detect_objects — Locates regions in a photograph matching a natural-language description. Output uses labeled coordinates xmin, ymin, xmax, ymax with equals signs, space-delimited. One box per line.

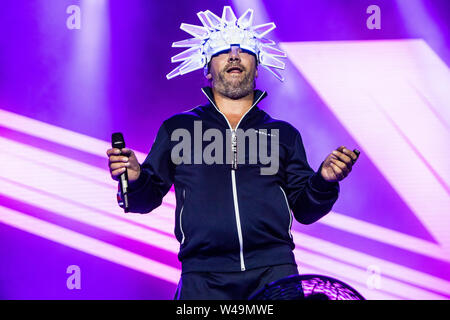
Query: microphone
xmin=352 ymin=149 xmax=360 ymax=165
xmin=112 ymin=132 xmax=129 ymax=213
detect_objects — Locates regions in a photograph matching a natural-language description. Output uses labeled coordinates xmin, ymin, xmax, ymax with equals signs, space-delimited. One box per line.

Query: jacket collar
xmin=201 ymin=87 xmax=268 ymax=112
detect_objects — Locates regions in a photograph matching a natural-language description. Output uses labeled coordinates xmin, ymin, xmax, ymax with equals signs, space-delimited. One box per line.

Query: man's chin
xmin=225 ymin=74 xmax=249 ymax=86
xmin=223 ymin=87 xmax=253 ymax=100
xmin=226 ymin=80 xmax=245 ymax=88
xmin=214 ymin=73 xmax=255 ymax=99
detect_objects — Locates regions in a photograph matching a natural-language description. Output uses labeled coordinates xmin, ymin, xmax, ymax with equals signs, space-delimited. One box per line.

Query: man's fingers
xmin=330 ymin=157 xmax=350 ymax=175
xmin=120 ymin=148 xmax=133 ymax=156
xmin=332 ymin=149 xmax=352 ymax=165
xmin=107 ymin=148 xmax=133 ymax=157
xmin=324 ymin=146 xmax=359 ymax=183
xmin=337 ymin=146 xmax=358 ymax=162
xmin=107 ymin=147 xmax=139 ymax=183
xmin=106 ymin=148 xmax=121 ymax=156
xmin=329 ymin=162 xmax=345 ymax=180
xmin=110 ymin=162 xmax=130 ymax=170
xmin=109 ymin=155 xmax=129 ymax=163
xmin=111 ymin=167 xmax=126 ymax=178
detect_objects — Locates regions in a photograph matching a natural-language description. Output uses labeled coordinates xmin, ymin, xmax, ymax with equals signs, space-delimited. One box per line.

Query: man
xmin=107 ymin=6 xmax=359 ymax=300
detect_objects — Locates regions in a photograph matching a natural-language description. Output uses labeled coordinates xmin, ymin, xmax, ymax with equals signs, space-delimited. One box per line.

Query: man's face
xmin=206 ymin=45 xmax=258 ymax=100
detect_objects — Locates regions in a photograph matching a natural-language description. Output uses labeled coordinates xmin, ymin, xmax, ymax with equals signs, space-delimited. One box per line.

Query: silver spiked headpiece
xmin=166 ymin=6 xmax=287 ymax=81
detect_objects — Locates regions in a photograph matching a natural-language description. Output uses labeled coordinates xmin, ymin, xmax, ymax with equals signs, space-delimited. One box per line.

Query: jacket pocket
xmin=279 ymin=185 xmax=293 ymax=240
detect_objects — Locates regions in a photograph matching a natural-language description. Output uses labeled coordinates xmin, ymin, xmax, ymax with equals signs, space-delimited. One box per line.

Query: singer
xmin=106 ymin=6 xmax=359 ymax=300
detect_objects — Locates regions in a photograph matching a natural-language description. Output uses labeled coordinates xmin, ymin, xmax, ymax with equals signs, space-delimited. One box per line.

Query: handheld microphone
xmin=112 ymin=132 xmax=129 ymax=213
xmin=352 ymin=149 xmax=360 ymax=165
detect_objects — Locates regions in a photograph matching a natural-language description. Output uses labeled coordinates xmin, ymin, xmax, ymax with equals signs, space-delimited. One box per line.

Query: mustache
xmin=223 ymin=63 xmax=245 ymax=72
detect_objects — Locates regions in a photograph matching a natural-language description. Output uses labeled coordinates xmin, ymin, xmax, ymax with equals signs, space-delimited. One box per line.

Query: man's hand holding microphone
xmin=106 ymin=148 xmax=141 ymax=182
xmin=107 ymin=133 xmax=141 ymax=212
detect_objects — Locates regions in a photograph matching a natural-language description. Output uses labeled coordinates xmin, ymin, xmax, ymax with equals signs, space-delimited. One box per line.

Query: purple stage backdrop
xmin=0 ymin=0 xmax=449 ymax=299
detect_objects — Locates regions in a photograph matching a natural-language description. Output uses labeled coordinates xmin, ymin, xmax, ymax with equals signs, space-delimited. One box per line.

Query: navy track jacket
xmin=119 ymin=87 xmax=340 ymax=273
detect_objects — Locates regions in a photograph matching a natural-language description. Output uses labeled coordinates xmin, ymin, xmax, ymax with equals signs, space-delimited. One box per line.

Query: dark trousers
xmin=174 ymin=264 xmax=299 ymax=300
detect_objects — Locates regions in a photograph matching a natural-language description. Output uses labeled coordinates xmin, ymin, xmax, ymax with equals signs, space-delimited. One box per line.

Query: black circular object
xmin=249 ymin=274 xmax=366 ymax=300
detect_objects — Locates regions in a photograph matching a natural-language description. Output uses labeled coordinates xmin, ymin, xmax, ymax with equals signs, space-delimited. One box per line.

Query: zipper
xmin=202 ymin=88 xmax=266 ymax=170
xmin=231 ymin=130 xmax=238 ymax=170
xmin=279 ymin=186 xmax=293 ymax=240
xmin=231 ymin=170 xmax=245 ymax=270
xmin=180 ymin=188 xmax=186 ymax=245
xmin=201 ymin=88 xmax=266 ymax=271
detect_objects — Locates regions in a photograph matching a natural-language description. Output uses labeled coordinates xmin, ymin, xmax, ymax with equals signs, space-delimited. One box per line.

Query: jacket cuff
xmin=310 ymin=162 xmax=339 ymax=192
xmin=127 ymin=166 xmax=148 ymax=193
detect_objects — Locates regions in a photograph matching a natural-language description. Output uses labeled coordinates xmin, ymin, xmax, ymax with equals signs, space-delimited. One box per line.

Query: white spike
xmin=261 ymin=45 xmax=286 ymax=57
xmin=222 ymin=6 xmax=237 ymax=24
xmin=252 ymin=22 xmax=276 ymax=38
xmin=197 ymin=11 xmax=214 ymax=30
xmin=180 ymin=57 xmax=206 ymax=75
xmin=204 ymin=10 xmax=223 ymax=28
xmin=180 ymin=23 xmax=209 ymax=38
xmin=237 ymin=9 xmax=254 ymax=29
xmin=260 ymin=53 xmax=285 ymax=69
xmin=260 ymin=38 xmax=275 ymax=45
xmin=261 ymin=65 xmax=285 ymax=82
xmin=172 ymin=38 xmax=204 ymax=48
xmin=166 ymin=60 xmax=191 ymax=79
xmin=171 ymin=46 xmax=203 ymax=63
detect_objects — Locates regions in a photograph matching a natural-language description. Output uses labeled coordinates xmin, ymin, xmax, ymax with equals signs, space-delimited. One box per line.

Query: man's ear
xmin=204 ymin=64 xmax=212 ymax=80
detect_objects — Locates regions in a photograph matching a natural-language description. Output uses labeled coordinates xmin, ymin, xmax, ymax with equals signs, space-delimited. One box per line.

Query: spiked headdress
xmin=166 ymin=6 xmax=287 ymax=81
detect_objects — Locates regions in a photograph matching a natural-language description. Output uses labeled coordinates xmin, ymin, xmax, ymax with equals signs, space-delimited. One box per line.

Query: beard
xmin=212 ymin=65 xmax=256 ymax=100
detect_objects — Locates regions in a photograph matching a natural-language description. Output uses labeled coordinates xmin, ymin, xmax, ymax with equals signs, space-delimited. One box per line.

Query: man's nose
xmin=228 ymin=45 xmax=241 ymax=62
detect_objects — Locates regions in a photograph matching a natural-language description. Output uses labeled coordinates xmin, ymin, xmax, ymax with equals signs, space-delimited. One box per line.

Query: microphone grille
xmin=112 ymin=132 xmax=125 ymax=149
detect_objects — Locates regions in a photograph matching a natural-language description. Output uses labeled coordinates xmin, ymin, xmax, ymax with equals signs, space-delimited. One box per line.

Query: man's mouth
xmin=226 ymin=66 xmax=243 ymax=74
